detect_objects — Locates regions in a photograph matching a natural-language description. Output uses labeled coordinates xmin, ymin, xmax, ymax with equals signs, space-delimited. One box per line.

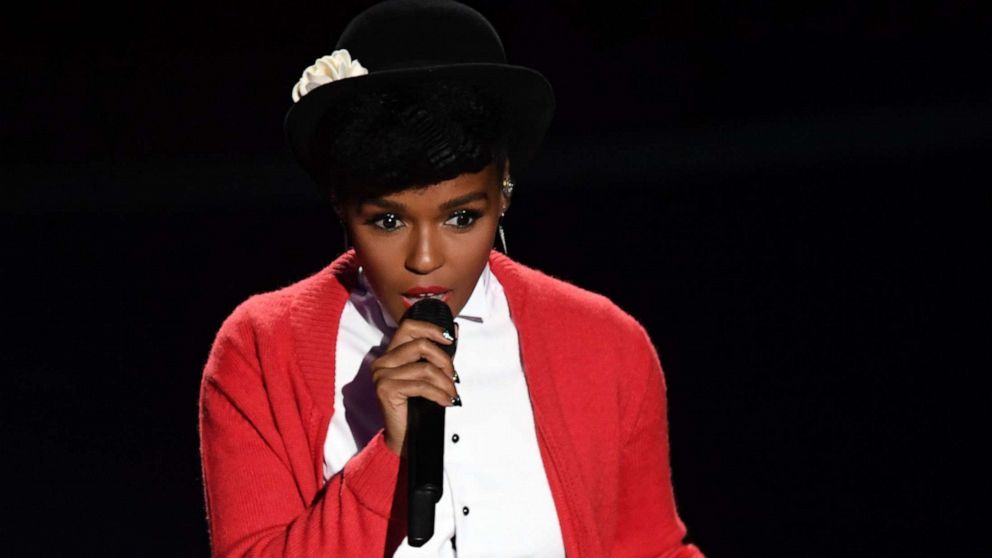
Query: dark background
xmin=4 ymin=1 xmax=988 ymax=556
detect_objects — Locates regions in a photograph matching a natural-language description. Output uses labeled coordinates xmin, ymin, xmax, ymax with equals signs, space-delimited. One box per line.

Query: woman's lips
xmin=401 ymin=291 xmax=451 ymax=309
xmin=404 ymin=285 xmax=450 ymax=296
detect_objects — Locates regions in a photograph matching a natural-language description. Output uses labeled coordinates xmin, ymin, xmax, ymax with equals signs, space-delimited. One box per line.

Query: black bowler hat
xmin=284 ymin=0 xmax=555 ymax=183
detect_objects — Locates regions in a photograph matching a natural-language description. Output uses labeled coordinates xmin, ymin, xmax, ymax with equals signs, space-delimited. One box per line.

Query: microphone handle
xmin=407 ymin=393 xmax=445 ymax=547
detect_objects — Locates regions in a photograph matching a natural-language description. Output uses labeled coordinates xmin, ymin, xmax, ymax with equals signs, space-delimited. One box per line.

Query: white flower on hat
xmin=291 ymin=49 xmax=368 ymax=102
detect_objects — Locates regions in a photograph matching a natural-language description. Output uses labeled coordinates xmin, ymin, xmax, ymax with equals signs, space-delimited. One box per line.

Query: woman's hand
xmin=372 ymin=320 xmax=460 ymax=456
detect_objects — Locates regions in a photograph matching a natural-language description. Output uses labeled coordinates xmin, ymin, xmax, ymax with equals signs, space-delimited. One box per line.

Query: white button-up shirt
xmin=324 ymin=262 xmax=566 ymax=557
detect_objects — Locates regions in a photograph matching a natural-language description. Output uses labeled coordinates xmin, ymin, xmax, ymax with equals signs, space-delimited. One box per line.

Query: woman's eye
xmin=446 ymin=210 xmax=481 ymax=229
xmin=367 ymin=210 xmax=480 ymax=232
xmin=370 ymin=213 xmax=404 ymax=231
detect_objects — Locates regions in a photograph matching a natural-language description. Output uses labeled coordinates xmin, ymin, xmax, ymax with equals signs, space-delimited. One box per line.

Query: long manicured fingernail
xmin=450 ymin=394 xmax=462 ymax=406
xmin=452 ymin=370 xmax=460 ymax=384
xmin=442 ymin=329 xmax=455 ymax=342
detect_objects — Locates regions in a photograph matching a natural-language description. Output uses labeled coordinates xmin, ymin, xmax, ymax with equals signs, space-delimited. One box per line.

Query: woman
xmin=198 ymin=1 xmax=704 ymax=556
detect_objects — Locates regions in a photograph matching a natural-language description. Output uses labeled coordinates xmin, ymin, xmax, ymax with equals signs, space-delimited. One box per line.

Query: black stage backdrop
xmin=3 ymin=1 xmax=987 ymax=556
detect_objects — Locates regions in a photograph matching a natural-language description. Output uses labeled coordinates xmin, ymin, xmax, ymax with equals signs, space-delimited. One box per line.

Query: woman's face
xmin=338 ymin=161 xmax=509 ymax=325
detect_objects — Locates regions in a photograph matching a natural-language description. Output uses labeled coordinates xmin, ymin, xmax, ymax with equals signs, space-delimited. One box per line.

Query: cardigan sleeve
xmin=198 ymin=311 xmax=403 ymax=557
xmin=611 ymin=323 xmax=706 ymax=558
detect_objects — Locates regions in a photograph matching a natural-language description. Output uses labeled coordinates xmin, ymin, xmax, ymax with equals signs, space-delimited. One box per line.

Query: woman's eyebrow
xmin=437 ymin=191 xmax=490 ymax=210
xmin=361 ymin=191 xmax=489 ymax=212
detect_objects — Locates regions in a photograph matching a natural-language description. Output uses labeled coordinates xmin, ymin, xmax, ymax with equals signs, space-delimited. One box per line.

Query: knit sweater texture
xmin=198 ymin=247 xmax=704 ymax=557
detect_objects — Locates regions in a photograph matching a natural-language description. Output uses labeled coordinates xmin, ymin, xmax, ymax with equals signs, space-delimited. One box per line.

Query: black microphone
xmin=400 ymin=297 xmax=456 ymax=547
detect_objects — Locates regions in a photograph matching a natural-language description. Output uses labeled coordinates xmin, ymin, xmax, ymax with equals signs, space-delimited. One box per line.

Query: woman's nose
xmin=404 ymin=226 xmax=444 ymax=274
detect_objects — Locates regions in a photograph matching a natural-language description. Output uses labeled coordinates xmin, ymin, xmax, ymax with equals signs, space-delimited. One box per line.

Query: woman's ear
xmin=333 ymin=203 xmax=354 ymax=250
xmin=500 ymin=160 xmax=512 ymax=215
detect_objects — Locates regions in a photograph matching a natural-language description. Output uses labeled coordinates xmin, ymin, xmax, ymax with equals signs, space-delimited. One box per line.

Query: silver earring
xmin=497 ymin=219 xmax=508 ymax=255
xmin=498 ymin=175 xmax=513 ymax=255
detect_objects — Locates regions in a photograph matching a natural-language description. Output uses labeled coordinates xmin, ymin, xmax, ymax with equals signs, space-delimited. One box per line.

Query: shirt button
xmin=462 ymin=506 xmax=470 ymax=516
xmin=451 ymin=433 xmax=460 ymax=443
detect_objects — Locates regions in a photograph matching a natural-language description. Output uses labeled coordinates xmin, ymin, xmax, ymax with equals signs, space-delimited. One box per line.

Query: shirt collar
xmin=354 ymin=262 xmax=493 ymax=335
xmin=454 ymin=261 xmax=491 ymax=324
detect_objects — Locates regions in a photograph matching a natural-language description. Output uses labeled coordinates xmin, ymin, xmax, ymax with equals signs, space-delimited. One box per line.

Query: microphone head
xmin=401 ymin=297 xmax=456 ymax=357
xmin=402 ymin=297 xmax=454 ymax=329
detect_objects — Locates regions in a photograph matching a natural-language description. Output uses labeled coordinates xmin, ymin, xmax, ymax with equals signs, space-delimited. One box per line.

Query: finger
xmin=376 ymin=337 xmax=455 ymax=376
xmin=387 ymin=319 xmax=454 ymax=352
xmin=389 ymin=378 xmax=457 ymax=408
xmin=375 ymin=360 xmax=458 ymax=399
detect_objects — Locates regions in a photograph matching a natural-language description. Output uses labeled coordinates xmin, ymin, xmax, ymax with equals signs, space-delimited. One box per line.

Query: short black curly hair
xmin=308 ymin=77 xmax=511 ymax=208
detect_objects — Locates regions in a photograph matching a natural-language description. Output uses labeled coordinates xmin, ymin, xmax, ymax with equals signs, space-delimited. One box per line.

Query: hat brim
xmin=284 ymin=63 xmax=555 ymax=185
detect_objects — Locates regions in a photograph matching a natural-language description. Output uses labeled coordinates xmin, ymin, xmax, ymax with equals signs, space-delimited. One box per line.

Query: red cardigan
xmin=199 ymin=248 xmax=704 ymax=557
